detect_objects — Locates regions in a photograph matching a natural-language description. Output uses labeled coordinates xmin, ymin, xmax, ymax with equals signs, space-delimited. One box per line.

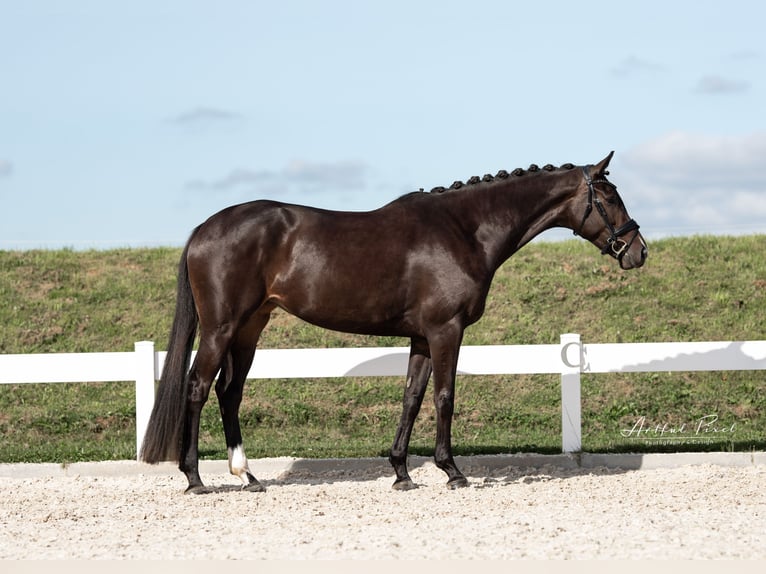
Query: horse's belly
xmin=272 ymin=289 xmax=414 ymax=338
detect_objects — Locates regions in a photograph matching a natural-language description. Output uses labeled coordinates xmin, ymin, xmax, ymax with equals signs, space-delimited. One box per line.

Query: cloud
xmin=609 ymin=55 xmax=663 ymax=76
xmin=727 ymin=50 xmax=760 ymax=61
xmin=0 ymin=159 xmax=12 ymax=177
xmin=168 ymin=107 xmax=243 ymax=125
xmin=186 ymin=168 xmax=275 ymax=191
xmin=622 ymin=131 xmax=766 ymax=184
xmin=694 ymin=75 xmax=750 ymax=94
xmin=282 ymin=159 xmax=368 ymax=189
xmin=186 ymin=159 xmax=370 ymax=198
xmin=616 ymin=131 xmax=766 ymax=236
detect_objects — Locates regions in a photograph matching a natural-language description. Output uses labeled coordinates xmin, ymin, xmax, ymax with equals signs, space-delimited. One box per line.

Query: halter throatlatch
xmin=575 ymin=166 xmax=640 ymax=260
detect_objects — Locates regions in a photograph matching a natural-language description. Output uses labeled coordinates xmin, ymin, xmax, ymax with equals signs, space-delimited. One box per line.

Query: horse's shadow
xmin=187 ymin=454 xmax=635 ymax=494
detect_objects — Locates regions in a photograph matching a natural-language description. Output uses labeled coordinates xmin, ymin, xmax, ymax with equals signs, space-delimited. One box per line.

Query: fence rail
xmin=2 ymin=335 xmax=765 ymax=461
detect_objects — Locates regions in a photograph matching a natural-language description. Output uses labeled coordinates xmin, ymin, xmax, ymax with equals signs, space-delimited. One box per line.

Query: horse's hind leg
xmin=215 ymin=313 xmax=270 ymax=492
xmin=215 ymin=345 xmax=263 ymax=492
xmin=180 ymin=330 xmax=232 ymax=494
xmin=389 ymin=337 xmax=432 ymax=490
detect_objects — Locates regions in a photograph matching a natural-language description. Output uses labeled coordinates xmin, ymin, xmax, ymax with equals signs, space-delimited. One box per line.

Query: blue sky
xmin=1 ymin=0 xmax=764 ymax=249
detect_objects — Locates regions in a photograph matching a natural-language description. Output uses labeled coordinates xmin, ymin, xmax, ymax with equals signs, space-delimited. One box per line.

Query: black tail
xmin=140 ymin=236 xmax=198 ymax=464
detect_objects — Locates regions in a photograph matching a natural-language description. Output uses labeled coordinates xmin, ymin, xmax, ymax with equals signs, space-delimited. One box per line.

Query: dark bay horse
xmin=140 ymin=151 xmax=647 ymax=493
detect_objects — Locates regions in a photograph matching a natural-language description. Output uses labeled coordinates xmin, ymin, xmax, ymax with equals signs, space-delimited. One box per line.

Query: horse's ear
xmin=593 ymin=151 xmax=615 ymax=174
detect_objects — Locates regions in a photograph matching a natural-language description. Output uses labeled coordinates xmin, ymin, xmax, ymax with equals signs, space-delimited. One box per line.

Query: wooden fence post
xmin=134 ymin=341 xmax=156 ymax=461
xmin=560 ymin=333 xmax=582 ymax=453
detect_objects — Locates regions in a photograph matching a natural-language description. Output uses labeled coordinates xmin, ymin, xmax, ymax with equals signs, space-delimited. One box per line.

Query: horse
xmin=140 ymin=151 xmax=647 ymax=493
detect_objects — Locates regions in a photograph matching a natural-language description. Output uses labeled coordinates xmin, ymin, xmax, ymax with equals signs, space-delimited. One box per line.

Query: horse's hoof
xmin=242 ymin=481 xmax=266 ymax=493
xmin=184 ymin=485 xmax=209 ymax=495
xmin=392 ymin=478 xmax=417 ymax=491
xmin=446 ymin=476 xmax=469 ymax=489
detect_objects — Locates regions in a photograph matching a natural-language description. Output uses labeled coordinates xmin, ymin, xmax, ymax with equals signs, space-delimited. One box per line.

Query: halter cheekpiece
xmin=575 ymin=166 xmax=640 ymax=259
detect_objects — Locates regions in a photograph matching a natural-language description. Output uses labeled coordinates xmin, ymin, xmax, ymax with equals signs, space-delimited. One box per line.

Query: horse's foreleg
xmin=429 ymin=324 xmax=468 ymax=489
xmin=215 ymin=344 xmax=264 ymax=492
xmin=389 ymin=337 xmax=432 ymax=490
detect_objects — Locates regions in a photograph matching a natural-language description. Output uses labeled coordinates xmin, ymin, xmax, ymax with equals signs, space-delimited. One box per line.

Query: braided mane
xmin=429 ymin=162 xmax=576 ymax=194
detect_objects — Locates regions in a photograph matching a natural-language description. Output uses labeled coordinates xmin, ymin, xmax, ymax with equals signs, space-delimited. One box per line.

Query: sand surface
xmin=1 ymin=456 xmax=765 ymax=559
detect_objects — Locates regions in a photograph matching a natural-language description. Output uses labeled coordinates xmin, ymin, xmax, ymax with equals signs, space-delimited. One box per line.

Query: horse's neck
xmin=455 ymin=174 xmax=576 ymax=270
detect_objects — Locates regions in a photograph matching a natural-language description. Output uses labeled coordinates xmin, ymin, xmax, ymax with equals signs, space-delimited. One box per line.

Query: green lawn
xmin=1 ymin=235 xmax=764 ymax=463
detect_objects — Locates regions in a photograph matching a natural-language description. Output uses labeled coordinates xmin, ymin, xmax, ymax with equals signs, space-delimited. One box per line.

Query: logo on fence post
xmin=560 ymin=340 xmax=586 ymax=370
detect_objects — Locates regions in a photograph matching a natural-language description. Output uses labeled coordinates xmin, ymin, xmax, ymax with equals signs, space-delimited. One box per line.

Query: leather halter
xmin=575 ymin=166 xmax=640 ymax=259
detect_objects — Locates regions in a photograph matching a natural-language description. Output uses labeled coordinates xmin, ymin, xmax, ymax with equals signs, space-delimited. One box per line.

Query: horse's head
xmin=572 ymin=151 xmax=647 ymax=270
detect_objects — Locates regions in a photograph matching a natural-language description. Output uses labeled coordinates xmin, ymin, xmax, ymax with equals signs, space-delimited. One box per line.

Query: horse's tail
xmin=140 ymin=234 xmax=198 ymax=465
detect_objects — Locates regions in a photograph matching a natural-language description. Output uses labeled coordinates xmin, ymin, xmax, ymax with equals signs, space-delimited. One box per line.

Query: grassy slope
xmin=0 ymin=235 xmax=764 ymax=463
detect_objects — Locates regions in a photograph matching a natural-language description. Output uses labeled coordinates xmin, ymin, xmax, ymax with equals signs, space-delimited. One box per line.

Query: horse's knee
xmin=435 ymin=389 xmax=454 ymax=412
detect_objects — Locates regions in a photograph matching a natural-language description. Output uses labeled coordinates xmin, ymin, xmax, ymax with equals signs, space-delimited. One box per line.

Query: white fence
xmin=1 ymin=334 xmax=765 ymax=461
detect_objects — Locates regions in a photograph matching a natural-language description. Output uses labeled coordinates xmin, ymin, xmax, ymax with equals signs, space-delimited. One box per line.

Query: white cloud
xmin=694 ymin=75 xmax=750 ymax=94
xmin=622 ymin=131 xmax=766 ymax=186
xmin=616 ymin=131 xmax=766 ymax=236
xmin=610 ymin=55 xmax=663 ymax=76
xmin=283 ymin=159 xmax=368 ymax=190
xmin=727 ymin=50 xmax=760 ymax=61
xmin=730 ymin=191 xmax=766 ymax=219
xmin=186 ymin=168 xmax=276 ymax=191
xmin=186 ymin=159 xmax=370 ymax=197
xmin=168 ymin=107 xmax=243 ymax=125
xmin=0 ymin=159 xmax=12 ymax=177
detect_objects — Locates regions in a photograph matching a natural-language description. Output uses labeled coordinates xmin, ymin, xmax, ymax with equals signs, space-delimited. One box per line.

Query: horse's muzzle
xmin=619 ymin=240 xmax=648 ymax=270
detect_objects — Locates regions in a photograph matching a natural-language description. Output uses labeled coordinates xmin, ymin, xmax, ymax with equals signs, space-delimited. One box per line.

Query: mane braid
xmin=428 ymin=162 xmax=576 ymax=193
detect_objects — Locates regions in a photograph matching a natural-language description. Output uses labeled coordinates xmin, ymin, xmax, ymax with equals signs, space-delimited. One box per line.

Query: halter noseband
xmin=575 ymin=166 xmax=640 ymax=259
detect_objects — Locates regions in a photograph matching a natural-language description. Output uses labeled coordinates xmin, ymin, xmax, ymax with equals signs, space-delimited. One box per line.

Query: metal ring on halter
xmin=602 ymin=218 xmax=641 ymax=258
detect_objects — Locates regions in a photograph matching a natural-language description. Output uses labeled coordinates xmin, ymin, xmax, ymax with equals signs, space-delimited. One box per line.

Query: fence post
xmin=560 ymin=333 xmax=582 ymax=453
xmin=134 ymin=341 xmax=156 ymax=461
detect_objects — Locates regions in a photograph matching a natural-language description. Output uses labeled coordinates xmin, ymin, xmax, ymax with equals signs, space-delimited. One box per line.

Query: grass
xmin=0 ymin=235 xmax=765 ymax=463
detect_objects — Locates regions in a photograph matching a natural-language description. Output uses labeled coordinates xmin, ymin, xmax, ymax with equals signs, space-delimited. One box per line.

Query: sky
xmin=1 ymin=0 xmax=765 ymax=250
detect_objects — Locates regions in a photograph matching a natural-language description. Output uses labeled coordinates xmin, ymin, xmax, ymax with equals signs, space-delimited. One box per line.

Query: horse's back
xmin=183 ymin=195 xmax=483 ymax=336
xmin=189 ymin=196 xmax=431 ymax=259
xmin=186 ymin=197 xmax=410 ymax=288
